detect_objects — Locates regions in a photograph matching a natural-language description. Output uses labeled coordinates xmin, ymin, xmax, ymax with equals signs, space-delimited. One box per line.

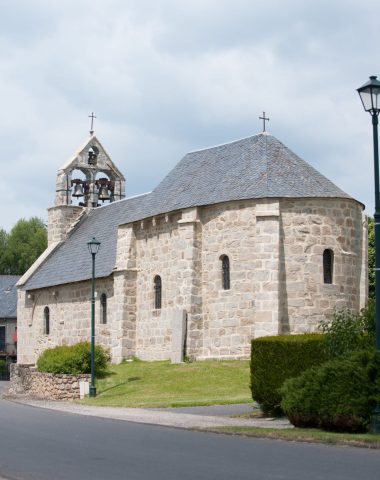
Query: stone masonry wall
xmin=17 ymin=196 xmax=366 ymax=364
xmin=9 ymin=364 xmax=90 ymax=400
xmin=133 ymin=208 xmax=202 ymax=360
xmin=253 ymin=200 xmax=282 ymax=339
xmin=196 ymin=197 xmax=365 ymax=358
xmin=280 ymin=198 xmax=366 ymax=333
xmin=177 ymin=208 xmax=203 ymax=358
xmin=199 ymin=200 xmax=257 ymax=359
xmin=111 ymin=224 xmax=137 ymax=363
xmin=135 ymin=213 xmax=182 ymax=360
xmin=47 ymin=205 xmax=84 ymax=246
xmin=17 ymin=277 xmax=116 ymax=365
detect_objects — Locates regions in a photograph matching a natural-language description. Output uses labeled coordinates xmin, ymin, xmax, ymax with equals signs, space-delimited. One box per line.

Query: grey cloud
xmin=0 ymin=0 xmax=378 ymax=231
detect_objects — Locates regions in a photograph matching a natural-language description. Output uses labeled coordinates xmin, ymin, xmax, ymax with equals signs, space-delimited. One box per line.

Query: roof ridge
xmin=93 ymin=191 xmax=151 ymax=211
xmin=187 ymin=132 xmax=270 ymax=154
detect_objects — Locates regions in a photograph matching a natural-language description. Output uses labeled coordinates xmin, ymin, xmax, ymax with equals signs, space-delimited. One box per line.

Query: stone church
xmin=16 ymin=131 xmax=367 ymax=364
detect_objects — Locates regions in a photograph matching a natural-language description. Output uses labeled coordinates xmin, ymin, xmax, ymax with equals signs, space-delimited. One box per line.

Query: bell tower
xmin=47 ymin=134 xmax=126 ymax=246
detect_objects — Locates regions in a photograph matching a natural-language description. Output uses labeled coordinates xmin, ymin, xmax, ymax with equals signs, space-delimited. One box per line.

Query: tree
xmin=0 ymin=228 xmax=9 ymax=274
xmin=319 ymin=303 xmax=375 ymax=358
xmin=368 ymin=217 xmax=375 ymax=299
xmin=0 ymin=218 xmax=47 ymax=275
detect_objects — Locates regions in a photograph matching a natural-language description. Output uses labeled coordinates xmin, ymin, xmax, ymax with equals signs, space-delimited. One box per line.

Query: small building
xmin=0 ymin=276 xmax=20 ymax=378
xmin=16 ymin=132 xmax=367 ymax=364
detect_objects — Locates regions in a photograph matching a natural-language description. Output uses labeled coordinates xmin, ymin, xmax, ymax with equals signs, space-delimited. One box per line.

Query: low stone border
xmin=9 ymin=364 xmax=90 ymax=401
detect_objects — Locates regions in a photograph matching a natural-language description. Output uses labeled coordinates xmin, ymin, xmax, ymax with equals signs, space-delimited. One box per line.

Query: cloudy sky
xmin=0 ymin=0 xmax=378 ymax=231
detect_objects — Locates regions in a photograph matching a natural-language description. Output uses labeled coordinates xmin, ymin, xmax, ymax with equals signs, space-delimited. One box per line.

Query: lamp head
xmin=357 ymin=76 xmax=380 ymax=115
xmin=87 ymin=237 xmax=101 ymax=255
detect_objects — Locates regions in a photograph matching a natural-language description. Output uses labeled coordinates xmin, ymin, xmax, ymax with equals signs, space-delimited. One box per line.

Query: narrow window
xmin=323 ymin=249 xmax=334 ymax=284
xmin=154 ymin=275 xmax=162 ymax=309
xmin=100 ymin=294 xmax=107 ymax=324
xmin=221 ymin=255 xmax=230 ymax=290
xmin=44 ymin=306 xmax=50 ymax=335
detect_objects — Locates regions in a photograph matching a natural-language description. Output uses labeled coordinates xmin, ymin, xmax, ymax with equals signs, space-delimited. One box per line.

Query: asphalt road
xmin=0 ymin=398 xmax=379 ymax=480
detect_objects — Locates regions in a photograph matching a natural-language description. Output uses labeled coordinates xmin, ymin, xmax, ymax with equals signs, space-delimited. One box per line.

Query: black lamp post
xmin=87 ymin=236 xmax=101 ymax=397
xmin=357 ymin=75 xmax=380 ymax=433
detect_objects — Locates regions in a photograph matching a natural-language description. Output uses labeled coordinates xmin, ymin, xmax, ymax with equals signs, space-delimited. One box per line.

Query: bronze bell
xmin=98 ymin=185 xmax=110 ymax=201
xmin=88 ymin=146 xmax=99 ymax=165
xmin=72 ymin=183 xmax=84 ymax=197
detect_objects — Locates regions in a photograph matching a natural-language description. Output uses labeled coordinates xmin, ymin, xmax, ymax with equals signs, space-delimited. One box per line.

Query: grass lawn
xmin=81 ymin=359 xmax=252 ymax=408
xmin=201 ymin=427 xmax=380 ymax=449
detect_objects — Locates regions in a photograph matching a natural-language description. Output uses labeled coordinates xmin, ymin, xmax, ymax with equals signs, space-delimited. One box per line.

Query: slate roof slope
xmin=115 ymin=132 xmax=353 ymax=224
xmin=24 ymin=133 xmax=358 ymax=290
xmin=24 ymin=194 xmax=152 ymax=291
xmin=0 ymin=276 xmax=21 ymax=318
xmin=112 ymin=133 xmax=356 ymax=228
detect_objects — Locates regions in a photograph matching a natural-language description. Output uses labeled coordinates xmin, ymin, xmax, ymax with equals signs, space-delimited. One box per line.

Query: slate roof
xmin=23 ymin=133 xmax=359 ymax=291
xmin=127 ymin=132 xmax=353 ymax=220
xmin=0 ymin=276 xmax=21 ymax=318
xmin=23 ymin=194 xmax=152 ymax=291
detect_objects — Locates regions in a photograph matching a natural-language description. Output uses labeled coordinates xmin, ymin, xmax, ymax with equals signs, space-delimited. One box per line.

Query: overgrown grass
xmin=200 ymin=427 xmax=380 ymax=448
xmin=81 ymin=359 xmax=251 ymax=408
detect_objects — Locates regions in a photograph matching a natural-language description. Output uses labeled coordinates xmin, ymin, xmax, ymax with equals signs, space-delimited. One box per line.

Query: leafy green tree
xmin=319 ymin=302 xmax=375 ymax=359
xmin=368 ymin=217 xmax=375 ymax=299
xmin=0 ymin=217 xmax=47 ymax=275
xmin=0 ymin=228 xmax=9 ymax=274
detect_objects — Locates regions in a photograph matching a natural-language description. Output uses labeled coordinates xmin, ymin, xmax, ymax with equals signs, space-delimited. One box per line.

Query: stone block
xmin=170 ymin=309 xmax=187 ymax=363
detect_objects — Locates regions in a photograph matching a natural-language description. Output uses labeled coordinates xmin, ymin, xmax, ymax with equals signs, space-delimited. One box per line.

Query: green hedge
xmin=250 ymin=334 xmax=327 ymax=414
xmin=37 ymin=342 xmax=110 ymax=376
xmin=280 ymin=349 xmax=380 ymax=432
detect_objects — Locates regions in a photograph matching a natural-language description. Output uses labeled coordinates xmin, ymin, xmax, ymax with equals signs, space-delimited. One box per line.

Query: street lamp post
xmin=87 ymin=237 xmax=101 ymax=397
xmin=357 ymin=75 xmax=380 ymax=433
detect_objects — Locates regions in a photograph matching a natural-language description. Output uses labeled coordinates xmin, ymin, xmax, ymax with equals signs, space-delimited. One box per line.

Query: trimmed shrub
xmin=37 ymin=342 xmax=110 ymax=376
xmin=250 ymin=334 xmax=327 ymax=414
xmin=280 ymin=349 xmax=380 ymax=433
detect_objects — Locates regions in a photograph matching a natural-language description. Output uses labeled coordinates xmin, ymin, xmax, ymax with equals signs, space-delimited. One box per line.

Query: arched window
xmin=154 ymin=275 xmax=162 ymax=309
xmin=221 ymin=255 xmax=230 ymax=290
xmin=100 ymin=294 xmax=107 ymax=324
xmin=323 ymin=249 xmax=334 ymax=284
xmin=44 ymin=307 xmax=50 ymax=335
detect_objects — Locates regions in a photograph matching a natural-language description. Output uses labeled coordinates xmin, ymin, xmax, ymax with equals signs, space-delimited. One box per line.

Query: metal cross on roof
xmin=89 ymin=112 xmax=97 ymax=135
xmin=259 ymin=112 xmax=270 ymax=132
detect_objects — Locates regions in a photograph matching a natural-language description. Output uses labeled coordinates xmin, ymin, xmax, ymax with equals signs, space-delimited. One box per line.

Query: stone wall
xmin=280 ymin=198 xmax=366 ymax=333
xmin=252 ymin=200 xmax=282 ymax=338
xmin=133 ymin=208 xmax=203 ymax=360
xmin=17 ymin=196 xmax=366 ymax=364
xmin=134 ymin=212 xmax=182 ymax=360
xmin=47 ymin=205 xmax=84 ymax=246
xmin=17 ymin=277 xmax=116 ymax=364
xmin=191 ymin=197 xmax=365 ymax=358
xmin=9 ymin=364 xmax=90 ymax=400
xmin=199 ymin=200 xmax=257 ymax=359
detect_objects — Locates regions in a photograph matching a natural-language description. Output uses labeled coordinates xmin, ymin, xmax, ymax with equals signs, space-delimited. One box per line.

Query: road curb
xmin=4 ymin=395 xmax=291 ymax=430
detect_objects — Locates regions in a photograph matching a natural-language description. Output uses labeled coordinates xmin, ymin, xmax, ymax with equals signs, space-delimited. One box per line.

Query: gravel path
xmin=149 ymin=403 xmax=258 ymax=417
